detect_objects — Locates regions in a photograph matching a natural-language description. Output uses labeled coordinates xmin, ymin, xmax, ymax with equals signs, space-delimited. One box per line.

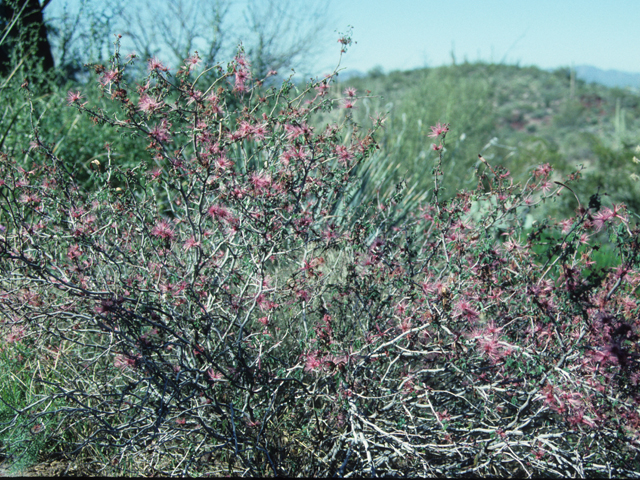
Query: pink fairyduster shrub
xmin=1 ymin=38 xmax=639 ymax=477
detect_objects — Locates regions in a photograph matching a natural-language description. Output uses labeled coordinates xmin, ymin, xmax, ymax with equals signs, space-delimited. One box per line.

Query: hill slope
xmin=333 ymin=62 xmax=640 ymax=218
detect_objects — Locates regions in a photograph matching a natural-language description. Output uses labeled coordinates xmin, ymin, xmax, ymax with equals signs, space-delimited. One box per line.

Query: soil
xmin=0 ymin=457 xmax=94 ymax=477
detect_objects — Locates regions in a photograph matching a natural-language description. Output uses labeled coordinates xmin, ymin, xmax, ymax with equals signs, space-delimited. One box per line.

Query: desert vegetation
xmin=1 ymin=1 xmax=640 ymax=477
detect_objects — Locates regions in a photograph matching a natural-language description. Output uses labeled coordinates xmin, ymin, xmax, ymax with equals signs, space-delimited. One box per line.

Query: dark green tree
xmin=0 ymin=0 xmax=54 ymax=76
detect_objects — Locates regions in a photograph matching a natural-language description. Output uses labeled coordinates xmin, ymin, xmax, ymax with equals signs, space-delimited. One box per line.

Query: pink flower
xmin=6 ymin=325 xmax=26 ymax=343
xmin=484 ymin=321 xmax=504 ymax=336
xmin=436 ymin=409 xmax=451 ymax=422
xmin=256 ymin=294 xmax=277 ymax=312
xmin=206 ymin=93 xmax=220 ymax=105
xmin=455 ymin=300 xmax=479 ymax=321
xmin=18 ymin=193 xmax=40 ymax=204
xmin=235 ymin=68 xmax=250 ymax=92
xmin=67 ymin=244 xmax=82 ymax=260
xmin=324 ymin=354 xmax=347 ymax=371
xmin=296 ymin=289 xmax=310 ymax=302
xmin=149 ymin=120 xmax=171 ymax=143
xmin=207 ymin=368 xmax=224 ymax=381
xmin=237 ymin=120 xmax=253 ymax=137
xmin=422 ymin=281 xmax=444 ymax=296
xmin=342 ymin=98 xmax=356 ymax=109
xmin=215 ymin=156 xmax=233 ymax=170
xmin=322 ymin=224 xmax=339 ymax=243
xmin=619 ymin=295 xmax=637 ymax=313
xmin=250 ymin=173 xmax=272 ymax=192
xmin=343 ymin=87 xmax=357 ymax=97
xmin=235 ymin=53 xmax=250 ymax=68
xmin=114 ymin=354 xmax=138 ymax=370
xmin=502 ymin=238 xmax=523 ymax=253
xmin=534 ymin=449 xmax=546 ymax=460
xmin=400 ymin=318 xmax=413 ymax=333
xmin=185 ymin=53 xmax=201 ymax=71
xmin=559 ymin=218 xmax=574 ymax=234
xmin=592 ymin=208 xmax=614 ymax=232
xmin=138 ymin=94 xmax=163 ymax=113
xmin=431 ymin=143 xmax=443 ymax=151
xmin=335 ymin=145 xmax=353 ymax=166
xmin=590 ymin=348 xmax=616 ymax=364
xmin=534 ymin=163 xmax=552 ymax=178
xmin=151 ymin=219 xmax=175 ymax=240
xmin=207 ymin=204 xmax=231 ymax=221
xmin=568 ymin=410 xmax=596 ymax=428
xmin=66 ymin=90 xmax=84 ymax=105
xmin=579 ymin=233 xmax=590 ymax=245
xmin=186 ymin=90 xmax=203 ymax=105
xmin=100 ymin=69 xmax=118 ymax=86
xmin=183 ymin=236 xmax=200 ymax=251
xmin=476 ymin=335 xmax=501 ymax=361
xmin=612 ymin=203 xmax=628 ymax=223
xmin=282 ymin=145 xmax=309 ymax=163
xmin=150 ymin=168 xmax=163 ymax=180
xmin=148 ymin=57 xmax=168 ymax=72
xmin=315 ymin=82 xmax=330 ymax=96
xmin=206 ymin=93 xmax=224 ymax=115
xmin=284 ymin=123 xmax=311 ymax=140
xmin=245 ymin=418 xmax=261 ymax=428
xmin=427 ymin=122 xmax=449 ymax=138
xmin=251 ymin=123 xmax=268 ymax=140
xmin=304 ymin=351 xmax=323 ymax=373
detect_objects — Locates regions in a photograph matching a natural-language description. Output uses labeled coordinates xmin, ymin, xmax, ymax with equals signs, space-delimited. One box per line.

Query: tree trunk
xmin=0 ymin=0 xmax=54 ymax=75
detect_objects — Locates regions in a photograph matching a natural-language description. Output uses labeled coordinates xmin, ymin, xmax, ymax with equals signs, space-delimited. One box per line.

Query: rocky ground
xmin=0 ymin=458 xmax=96 ymax=477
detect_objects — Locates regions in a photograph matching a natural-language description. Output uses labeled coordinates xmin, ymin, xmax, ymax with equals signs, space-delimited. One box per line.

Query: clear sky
xmin=45 ymin=0 xmax=640 ymax=77
xmin=313 ymin=0 xmax=640 ymax=76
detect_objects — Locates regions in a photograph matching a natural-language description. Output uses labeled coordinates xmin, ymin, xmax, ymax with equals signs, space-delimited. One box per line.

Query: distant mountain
xmin=573 ymin=65 xmax=640 ymax=89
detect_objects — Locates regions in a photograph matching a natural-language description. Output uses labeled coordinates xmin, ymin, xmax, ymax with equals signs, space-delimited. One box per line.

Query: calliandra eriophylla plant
xmin=1 ymin=33 xmax=640 ymax=477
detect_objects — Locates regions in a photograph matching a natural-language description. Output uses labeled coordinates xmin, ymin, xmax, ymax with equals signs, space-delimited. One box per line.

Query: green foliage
xmin=0 ymin=70 xmax=158 ymax=196
xmin=578 ymin=136 xmax=640 ymax=213
xmin=392 ymin=65 xmax=497 ymax=192
xmin=336 ymin=62 xmax=640 ymax=222
xmin=0 ymin=342 xmax=56 ymax=474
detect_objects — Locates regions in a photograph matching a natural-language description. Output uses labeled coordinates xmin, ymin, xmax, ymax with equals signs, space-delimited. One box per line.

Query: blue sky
xmin=46 ymin=0 xmax=640 ymax=77
xmin=312 ymin=0 xmax=640 ymax=76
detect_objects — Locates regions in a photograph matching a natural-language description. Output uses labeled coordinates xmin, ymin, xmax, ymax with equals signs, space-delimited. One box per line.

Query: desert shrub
xmin=1 ymin=36 xmax=639 ymax=477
